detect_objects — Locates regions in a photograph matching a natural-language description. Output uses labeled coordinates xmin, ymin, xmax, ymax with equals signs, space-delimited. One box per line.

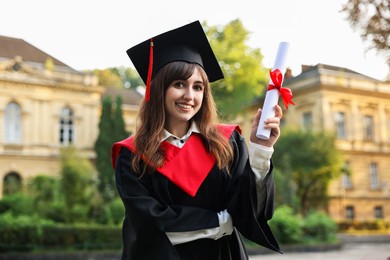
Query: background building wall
xmin=243 ymin=64 xmax=390 ymax=221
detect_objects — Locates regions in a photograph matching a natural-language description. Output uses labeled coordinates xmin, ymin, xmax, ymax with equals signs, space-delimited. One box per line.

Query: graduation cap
xmin=126 ymin=20 xmax=224 ymax=101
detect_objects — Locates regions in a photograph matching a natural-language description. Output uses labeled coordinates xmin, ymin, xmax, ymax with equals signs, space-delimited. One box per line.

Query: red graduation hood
xmin=111 ymin=124 xmax=241 ymax=197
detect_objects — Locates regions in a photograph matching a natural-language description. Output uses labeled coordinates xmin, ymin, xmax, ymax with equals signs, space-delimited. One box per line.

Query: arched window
xmin=4 ymin=102 xmax=22 ymax=143
xmin=3 ymin=172 xmax=22 ymax=195
xmin=59 ymin=107 xmax=73 ymax=145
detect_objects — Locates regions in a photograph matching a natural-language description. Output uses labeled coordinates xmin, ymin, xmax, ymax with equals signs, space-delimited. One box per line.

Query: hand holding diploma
xmin=256 ymin=42 xmax=295 ymax=140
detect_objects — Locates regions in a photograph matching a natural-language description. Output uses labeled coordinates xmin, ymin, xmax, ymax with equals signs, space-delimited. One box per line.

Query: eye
xmin=193 ymin=84 xmax=204 ymax=91
xmin=173 ymin=81 xmax=185 ymax=88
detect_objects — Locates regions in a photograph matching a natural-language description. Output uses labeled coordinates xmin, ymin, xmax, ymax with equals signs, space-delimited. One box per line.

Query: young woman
xmin=112 ymin=21 xmax=282 ymax=260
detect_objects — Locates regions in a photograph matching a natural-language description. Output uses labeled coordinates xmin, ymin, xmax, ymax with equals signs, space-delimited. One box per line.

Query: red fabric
xmin=145 ymin=38 xmax=154 ymax=102
xmin=111 ymin=124 xmax=241 ymax=197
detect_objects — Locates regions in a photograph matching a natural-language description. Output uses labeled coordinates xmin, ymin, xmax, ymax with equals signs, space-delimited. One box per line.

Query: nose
xmin=183 ymin=87 xmax=194 ymax=100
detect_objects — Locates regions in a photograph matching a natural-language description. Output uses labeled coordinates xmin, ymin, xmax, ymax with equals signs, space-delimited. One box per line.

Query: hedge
xmin=0 ymin=221 xmax=122 ymax=252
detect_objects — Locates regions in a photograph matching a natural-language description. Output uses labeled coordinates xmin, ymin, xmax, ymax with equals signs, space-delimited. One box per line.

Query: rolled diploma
xmin=256 ymin=42 xmax=290 ymax=140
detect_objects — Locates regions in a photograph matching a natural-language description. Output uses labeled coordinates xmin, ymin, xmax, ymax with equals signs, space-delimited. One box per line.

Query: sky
xmin=1 ymin=0 xmax=388 ymax=81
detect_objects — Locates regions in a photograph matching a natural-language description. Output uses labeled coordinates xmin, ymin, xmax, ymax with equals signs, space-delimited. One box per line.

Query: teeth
xmin=177 ymin=104 xmax=192 ymax=109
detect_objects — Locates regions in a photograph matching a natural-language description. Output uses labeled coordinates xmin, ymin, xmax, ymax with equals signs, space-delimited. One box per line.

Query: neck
xmin=165 ymin=121 xmax=190 ymax=138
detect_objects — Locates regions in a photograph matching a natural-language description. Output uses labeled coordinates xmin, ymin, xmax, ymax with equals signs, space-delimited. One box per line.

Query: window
xmin=363 ymin=115 xmax=374 ymax=141
xmin=3 ymin=172 xmax=22 ymax=195
xmin=59 ymin=107 xmax=73 ymax=145
xmin=302 ymin=112 xmax=313 ymax=130
xmin=345 ymin=206 xmax=354 ymax=220
xmin=342 ymin=161 xmax=352 ymax=189
xmin=342 ymin=173 xmax=352 ymax=189
xmin=335 ymin=112 xmax=346 ymax=139
xmin=369 ymin=162 xmax=379 ymax=189
xmin=374 ymin=206 xmax=383 ymax=219
xmin=4 ymin=102 xmax=22 ymax=143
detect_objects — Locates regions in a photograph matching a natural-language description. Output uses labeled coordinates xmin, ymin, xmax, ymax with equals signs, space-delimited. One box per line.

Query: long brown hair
xmin=132 ymin=61 xmax=234 ymax=174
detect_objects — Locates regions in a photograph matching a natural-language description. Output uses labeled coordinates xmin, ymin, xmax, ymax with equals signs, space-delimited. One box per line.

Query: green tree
xmin=113 ymin=95 xmax=129 ymax=141
xmin=28 ymin=175 xmax=57 ymax=205
xmin=60 ymin=146 xmax=94 ymax=222
xmin=113 ymin=66 xmax=144 ymax=89
xmin=273 ymin=130 xmax=343 ymax=216
xmin=205 ymin=19 xmax=268 ymax=119
xmin=94 ymin=95 xmax=116 ymax=202
xmin=341 ymin=0 xmax=390 ymax=73
xmin=274 ymin=155 xmax=299 ymax=212
xmin=87 ymin=66 xmax=143 ymax=89
xmin=92 ymin=68 xmax=123 ymax=88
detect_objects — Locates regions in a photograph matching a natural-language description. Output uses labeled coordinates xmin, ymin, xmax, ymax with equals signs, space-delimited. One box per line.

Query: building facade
xmin=244 ymin=64 xmax=390 ymax=221
xmin=0 ymin=35 xmax=142 ymax=198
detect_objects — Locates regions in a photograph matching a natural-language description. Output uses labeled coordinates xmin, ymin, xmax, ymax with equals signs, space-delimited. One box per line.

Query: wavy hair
xmin=132 ymin=61 xmax=234 ymax=174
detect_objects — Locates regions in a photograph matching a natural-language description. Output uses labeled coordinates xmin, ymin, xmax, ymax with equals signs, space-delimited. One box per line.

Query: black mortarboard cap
xmin=126 ymin=21 xmax=224 ymax=101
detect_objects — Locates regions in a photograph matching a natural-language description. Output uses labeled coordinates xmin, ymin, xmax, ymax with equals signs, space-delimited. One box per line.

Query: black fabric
xmin=115 ymin=130 xmax=280 ymax=260
xmin=126 ymin=20 xmax=224 ymax=84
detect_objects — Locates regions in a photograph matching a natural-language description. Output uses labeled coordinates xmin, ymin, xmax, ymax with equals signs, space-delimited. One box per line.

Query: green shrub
xmin=338 ymin=219 xmax=390 ymax=232
xmin=302 ymin=211 xmax=337 ymax=241
xmin=0 ymin=212 xmax=55 ymax=251
xmin=0 ymin=214 xmax=121 ymax=252
xmin=0 ymin=193 xmax=34 ymax=216
xmin=269 ymin=205 xmax=303 ymax=244
xmin=109 ymin=198 xmax=125 ymax=225
xmin=41 ymin=200 xmax=67 ymax=223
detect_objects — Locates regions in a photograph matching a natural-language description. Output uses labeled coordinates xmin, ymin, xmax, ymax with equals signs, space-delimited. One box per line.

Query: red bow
xmin=267 ymin=69 xmax=295 ymax=109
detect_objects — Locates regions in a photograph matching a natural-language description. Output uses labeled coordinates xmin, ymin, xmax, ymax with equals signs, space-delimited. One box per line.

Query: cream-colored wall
xmin=0 ymin=73 xmax=105 ymax=198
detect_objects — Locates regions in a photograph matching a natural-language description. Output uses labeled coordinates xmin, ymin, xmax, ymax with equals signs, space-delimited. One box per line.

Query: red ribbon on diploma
xmin=267 ymin=69 xmax=295 ymax=109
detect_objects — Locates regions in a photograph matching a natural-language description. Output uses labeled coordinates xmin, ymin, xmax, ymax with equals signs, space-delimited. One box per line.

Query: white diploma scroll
xmin=256 ymin=42 xmax=290 ymax=140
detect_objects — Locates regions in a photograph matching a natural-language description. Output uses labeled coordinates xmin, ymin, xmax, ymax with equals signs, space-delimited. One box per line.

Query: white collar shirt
xmin=161 ymin=121 xmax=200 ymax=148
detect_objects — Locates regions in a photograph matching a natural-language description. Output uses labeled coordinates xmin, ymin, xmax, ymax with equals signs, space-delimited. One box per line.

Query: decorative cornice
xmin=0 ymin=73 xmax=104 ymax=94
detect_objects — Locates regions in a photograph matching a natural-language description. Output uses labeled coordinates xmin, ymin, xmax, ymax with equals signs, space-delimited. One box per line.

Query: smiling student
xmin=111 ymin=20 xmax=282 ymax=260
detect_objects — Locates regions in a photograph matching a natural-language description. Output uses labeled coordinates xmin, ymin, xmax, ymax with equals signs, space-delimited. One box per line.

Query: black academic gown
xmin=112 ymin=126 xmax=280 ymax=260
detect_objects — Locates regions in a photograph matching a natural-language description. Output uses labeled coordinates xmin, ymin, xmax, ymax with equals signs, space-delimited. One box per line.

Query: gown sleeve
xmin=226 ymin=130 xmax=281 ymax=253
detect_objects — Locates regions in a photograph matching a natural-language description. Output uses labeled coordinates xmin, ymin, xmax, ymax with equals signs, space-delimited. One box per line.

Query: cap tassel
xmin=145 ymin=38 xmax=154 ymax=102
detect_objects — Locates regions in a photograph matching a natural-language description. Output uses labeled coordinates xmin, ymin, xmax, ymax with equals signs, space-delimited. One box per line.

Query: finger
xmin=264 ymin=122 xmax=280 ymax=129
xmin=274 ymin=105 xmax=283 ymax=119
xmin=251 ymin=108 xmax=262 ymax=128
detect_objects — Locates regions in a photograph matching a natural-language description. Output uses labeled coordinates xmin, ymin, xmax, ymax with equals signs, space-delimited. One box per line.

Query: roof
xmin=103 ymin=87 xmax=143 ymax=106
xmin=285 ymin=63 xmax=381 ymax=84
xmin=0 ymin=35 xmax=78 ymax=73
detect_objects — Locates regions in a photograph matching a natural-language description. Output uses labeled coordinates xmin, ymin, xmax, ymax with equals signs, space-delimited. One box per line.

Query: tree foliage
xmin=92 ymin=68 xmax=123 ymax=88
xmin=341 ymin=0 xmax=390 ymax=66
xmin=204 ymin=19 xmax=269 ymax=119
xmin=88 ymin=66 xmax=143 ymax=89
xmin=273 ymin=130 xmax=343 ymax=216
xmin=94 ymin=95 xmax=128 ymax=202
xmin=113 ymin=66 xmax=144 ymax=89
xmin=60 ymin=146 xmax=95 ymax=222
xmin=94 ymin=96 xmax=115 ymax=202
xmin=113 ymin=95 xmax=129 ymax=141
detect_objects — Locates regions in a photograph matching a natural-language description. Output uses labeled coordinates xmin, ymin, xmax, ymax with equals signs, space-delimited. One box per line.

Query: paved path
xmin=249 ymin=243 xmax=390 ymax=260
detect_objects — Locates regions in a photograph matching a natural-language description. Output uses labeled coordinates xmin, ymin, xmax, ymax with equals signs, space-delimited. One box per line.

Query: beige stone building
xmin=0 ymin=35 xmax=142 ymax=198
xmin=243 ymin=64 xmax=390 ymax=221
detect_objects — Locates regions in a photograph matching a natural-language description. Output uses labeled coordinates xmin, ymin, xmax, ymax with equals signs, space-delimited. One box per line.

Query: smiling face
xmin=164 ymin=67 xmax=204 ymax=135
